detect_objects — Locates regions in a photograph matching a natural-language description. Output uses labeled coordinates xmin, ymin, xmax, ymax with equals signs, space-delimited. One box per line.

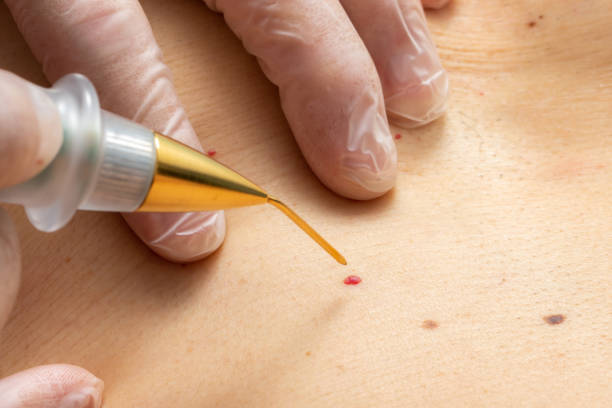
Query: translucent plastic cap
xmin=0 ymin=74 xmax=156 ymax=232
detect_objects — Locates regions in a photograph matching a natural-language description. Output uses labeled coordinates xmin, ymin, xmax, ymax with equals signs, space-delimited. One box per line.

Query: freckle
xmin=64 ymin=256 xmax=71 ymax=263
xmin=528 ymin=21 xmax=536 ymax=28
xmin=337 ymin=364 xmax=345 ymax=371
xmin=544 ymin=314 xmax=565 ymax=325
xmin=421 ymin=320 xmax=439 ymax=330
xmin=394 ymin=133 xmax=402 ymax=140
xmin=207 ymin=149 xmax=216 ymax=157
xmin=538 ymin=14 xmax=544 ymax=19
xmin=305 ymin=351 xmax=311 ymax=356
xmin=343 ymin=275 xmax=361 ymax=285
xmin=187 ymin=346 xmax=194 ymax=353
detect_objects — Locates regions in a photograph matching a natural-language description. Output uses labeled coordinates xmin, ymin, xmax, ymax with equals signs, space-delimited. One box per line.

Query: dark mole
xmin=544 ymin=314 xmax=565 ymax=325
xmin=64 ymin=256 xmax=71 ymax=263
xmin=305 ymin=351 xmax=311 ymax=357
xmin=421 ymin=320 xmax=439 ymax=330
xmin=528 ymin=21 xmax=537 ymax=28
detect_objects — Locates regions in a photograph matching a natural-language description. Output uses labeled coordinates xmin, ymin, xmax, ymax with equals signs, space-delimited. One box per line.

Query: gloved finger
xmin=0 ymin=364 xmax=103 ymax=408
xmin=0 ymin=70 xmax=62 ymax=189
xmin=5 ymin=0 xmax=225 ymax=262
xmin=421 ymin=0 xmax=451 ymax=9
xmin=340 ymin=0 xmax=449 ymax=128
xmin=0 ymin=209 xmax=20 ymax=332
xmin=204 ymin=0 xmax=397 ymax=200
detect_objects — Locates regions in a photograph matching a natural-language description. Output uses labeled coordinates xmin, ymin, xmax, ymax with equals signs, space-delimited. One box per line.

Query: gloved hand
xmin=0 ymin=0 xmax=449 ymax=406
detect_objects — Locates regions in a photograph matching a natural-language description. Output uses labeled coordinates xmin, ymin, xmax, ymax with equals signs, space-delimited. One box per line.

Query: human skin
xmin=1 ymin=0 xmax=611 ymax=407
xmin=0 ymin=0 xmax=448 ymax=405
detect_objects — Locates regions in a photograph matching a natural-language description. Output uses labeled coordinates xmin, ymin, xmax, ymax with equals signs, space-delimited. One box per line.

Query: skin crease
xmin=0 ymin=0 xmax=450 ymax=406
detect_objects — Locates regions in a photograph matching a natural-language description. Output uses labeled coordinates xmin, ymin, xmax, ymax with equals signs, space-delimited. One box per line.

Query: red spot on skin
xmin=35 ymin=158 xmax=44 ymax=166
xmin=343 ymin=275 xmax=361 ymax=285
xmin=394 ymin=133 xmax=402 ymax=140
xmin=207 ymin=149 xmax=216 ymax=157
xmin=479 ymin=91 xmax=485 ymax=96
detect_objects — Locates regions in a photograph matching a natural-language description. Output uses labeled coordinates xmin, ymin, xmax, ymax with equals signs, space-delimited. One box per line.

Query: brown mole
xmin=528 ymin=21 xmax=537 ymax=28
xmin=544 ymin=314 xmax=565 ymax=325
xmin=421 ymin=320 xmax=439 ymax=330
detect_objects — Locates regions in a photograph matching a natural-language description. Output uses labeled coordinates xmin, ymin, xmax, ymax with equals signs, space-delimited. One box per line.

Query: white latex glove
xmin=203 ymin=0 xmax=450 ymax=198
xmin=0 ymin=0 xmax=449 ymax=406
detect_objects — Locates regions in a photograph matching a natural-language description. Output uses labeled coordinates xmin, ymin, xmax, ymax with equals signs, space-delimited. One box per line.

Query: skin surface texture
xmin=0 ymin=0 xmax=611 ymax=406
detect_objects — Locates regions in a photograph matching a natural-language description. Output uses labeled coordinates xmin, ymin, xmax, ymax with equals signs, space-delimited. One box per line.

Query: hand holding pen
xmin=0 ymin=0 xmax=449 ymax=406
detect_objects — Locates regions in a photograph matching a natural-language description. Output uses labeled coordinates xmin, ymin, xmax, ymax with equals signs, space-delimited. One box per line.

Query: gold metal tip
xmin=137 ymin=133 xmax=346 ymax=265
xmin=267 ymin=197 xmax=347 ymax=265
xmin=138 ymin=133 xmax=268 ymax=212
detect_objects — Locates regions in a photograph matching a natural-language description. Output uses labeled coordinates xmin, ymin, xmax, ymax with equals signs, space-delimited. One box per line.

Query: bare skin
xmin=0 ymin=0 xmax=610 ymax=407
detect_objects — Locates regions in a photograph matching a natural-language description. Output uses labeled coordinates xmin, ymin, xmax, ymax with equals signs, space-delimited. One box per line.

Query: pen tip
xmin=267 ymin=196 xmax=347 ymax=265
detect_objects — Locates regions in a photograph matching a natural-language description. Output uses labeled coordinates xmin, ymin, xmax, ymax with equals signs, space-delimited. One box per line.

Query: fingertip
xmin=329 ymin=114 xmax=398 ymax=200
xmin=0 ymin=71 xmax=63 ymax=188
xmin=385 ymin=67 xmax=449 ymax=128
xmin=123 ymin=210 xmax=226 ymax=263
xmin=0 ymin=364 xmax=103 ymax=408
xmin=296 ymin=91 xmax=398 ymax=201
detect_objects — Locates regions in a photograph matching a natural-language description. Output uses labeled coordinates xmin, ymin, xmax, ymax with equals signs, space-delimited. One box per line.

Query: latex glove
xmin=0 ymin=71 xmax=104 ymax=407
xmin=0 ymin=0 xmax=448 ymax=405
xmin=203 ymin=0 xmax=450 ymax=198
xmin=4 ymin=0 xmax=226 ymax=264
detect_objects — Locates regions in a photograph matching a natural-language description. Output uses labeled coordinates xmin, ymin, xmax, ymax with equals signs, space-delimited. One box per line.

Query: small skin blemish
xmin=421 ymin=320 xmax=439 ymax=330
xmin=528 ymin=21 xmax=536 ymax=28
xmin=64 ymin=256 xmax=71 ymax=263
xmin=544 ymin=314 xmax=565 ymax=325
xmin=305 ymin=351 xmax=311 ymax=357
xmin=538 ymin=14 xmax=544 ymax=19
xmin=35 ymin=158 xmax=44 ymax=166
xmin=343 ymin=275 xmax=361 ymax=285
xmin=207 ymin=149 xmax=216 ymax=157
xmin=394 ymin=133 xmax=402 ymax=140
